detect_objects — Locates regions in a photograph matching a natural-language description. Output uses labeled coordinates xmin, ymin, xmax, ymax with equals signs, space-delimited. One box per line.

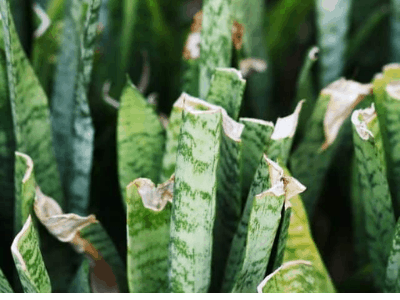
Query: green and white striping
xmin=258 ymin=260 xmax=328 ymax=293
xmin=267 ymin=100 xmax=304 ymax=165
xmin=126 ymin=176 xmax=172 ymax=293
xmin=210 ymin=112 xmax=244 ymax=292
xmin=0 ymin=268 xmax=12 ymax=293
xmin=385 ymin=217 xmax=400 ymax=292
xmin=79 ymin=222 xmax=128 ymax=293
xmin=169 ymin=104 xmax=222 ymax=293
xmin=352 ymin=104 xmax=396 ymax=290
xmin=118 ymin=77 xmax=165 ymax=203
xmin=0 ymin=0 xmax=64 ymax=205
xmin=206 ymin=68 xmax=246 ymax=120
xmin=239 ymin=118 xmax=274 ymax=202
xmin=316 ymin=0 xmax=351 ymax=88
xmin=390 ymin=0 xmax=400 ymax=62
xmin=14 ymin=152 xmax=35 ymax=235
xmin=11 ymin=215 xmax=51 ymax=293
xmin=294 ymin=46 xmax=319 ymax=138
xmin=199 ymin=0 xmax=233 ymax=98
xmin=290 ymin=79 xmax=371 ymax=217
xmin=282 ymin=192 xmax=335 ymax=292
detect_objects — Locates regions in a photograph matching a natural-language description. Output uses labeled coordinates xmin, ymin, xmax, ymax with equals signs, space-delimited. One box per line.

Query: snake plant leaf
xmin=352 ymin=104 xmax=396 ymax=290
xmin=222 ymin=156 xmax=306 ymax=292
xmin=169 ymin=103 xmax=222 ymax=293
xmin=290 ymin=79 xmax=372 ymax=217
xmin=294 ymin=46 xmax=319 ymax=138
xmin=316 ymin=0 xmax=351 ymax=89
xmin=11 ymin=215 xmax=51 ymax=293
xmin=385 ymin=217 xmax=400 ymax=292
xmin=117 ymin=77 xmax=165 ymax=203
xmin=126 ymin=176 xmax=173 ymax=293
xmin=267 ymin=100 xmax=304 ymax=165
xmin=206 ymin=68 xmax=246 ymax=120
xmin=372 ymin=64 xmax=400 ymax=216
xmin=199 ymin=0 xmax=233 ymax=98
xmin=391 ymin=0 xmax=400 ymax=62
xmin=282 ymin=186 xmax=335 ymax=292
xmin=0 ymin=0 xmax=64 ymax=205
xmin=51 ymin=0 xmax=101 ymax=215
xmin=210 ymin=112 xmax=244 ymax=292
xmin=0 ymin=268 xmax=12 ymax=293
xmin=182 ymin=58 xmax=200 ymax=98
xmin=257 ymin=260 xmax=328 ymax=293
xmin=68 ymin=258 xmax=91 ymax=293
xmin=239 ymin=118 xmax=274 ymax=202
xmin=14 ymin=152 xmax=35 ymax=235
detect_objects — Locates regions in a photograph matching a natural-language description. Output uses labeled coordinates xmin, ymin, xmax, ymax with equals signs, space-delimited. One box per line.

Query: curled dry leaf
xmin=131 ymin=174 xmax=175 ymax=212
xmin=271 ymin=100 xmax=304 ymax=140
xmin=351 ymin=103 xmax=376 ymax=140
xmin=321 ymin=78 xmax=372 ymax=150
xmin=232 ymin=20 xmax=244 ymax=50
xmin=239 ymin=58 xmax=267 ymax=78
xmin=34 ymin=186 xmax=119 ymax=292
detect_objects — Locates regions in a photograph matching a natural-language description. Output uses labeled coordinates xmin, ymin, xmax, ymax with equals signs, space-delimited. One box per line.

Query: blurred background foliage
xmin=2 ymin=0 xmax=396 ymax=292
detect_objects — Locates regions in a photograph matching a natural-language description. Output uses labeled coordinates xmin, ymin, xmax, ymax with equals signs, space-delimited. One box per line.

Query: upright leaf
xmin=352 ymin=104 xmax=396 ymax=290
xmin=68 ymin=258 xmax=91 ymax=293
xmin=11 ymin=215 xmax=51 ymax=293
xmin=316 ymin=0 xmax=352 ymax=88
xmin=199 ymin=0 xmax=233 ymax=98
xmin=206 ymin=68 xmax=246 ymax=120
xmin=390 ymin=0 xmax=400 ymax=62
xmin=14 ymin=152 xmax=35 ymax=235
xmin=291 ymin=79 xmax=371 ymax=217
xmin=51 ymin=0 xmax=101 ymax=215
xmin=385 ymin=217 xmax=400 ymax=292
xmin=126 ymin=176 xmax=173 ymax=292
xmin=257 ymin=260 xmax=329 ymax=293
xmin=0 ymin=268 xmax=12 ymax=293
xmin=117 ymin=77 xmax=165 ymax=202
xmin=0 ymin=0 xmax=63 ymax=205
xmin=169 ymin=103 xmax=222 ymax=292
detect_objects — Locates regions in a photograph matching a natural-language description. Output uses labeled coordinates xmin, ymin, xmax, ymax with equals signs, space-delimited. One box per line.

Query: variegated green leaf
xmin=14 ymin=152 xmax=35 ymax=235
xmin=117 ymin=77 xmax=165 ymax=203
xmin=222 ymin=157 xmax=305 ymax=293
xmin=239 ymin=118 xmax=274 ymax=202
xmin=199 ymin=0 xmax=233 ymax=98
xmin=372 ymin=64 xmax=400 ymax=215
xmin=282 ymin=174 xmax=335 ymax=292
xmin=0 ymin=268 xmax=12 ymax=293
xmin=291 ymin=79 xmax=371 ymax=217
xmin=258 ymin=260 xmax=329 ymax=293
xmin=169 ymin=104 xmax=222 ymax=293
xmin=51 ymin=0 xmax=101 ymax=215
xmin=267 ymin=100 xmax=304 ymax=165
xmin=352 ymin=104 xmax=396 ymax=291
xmin=294 ymin=46 xmax=319 ymax=138
xmin=11 ymin=215 xmax=51 ymax=293
xmin=126 ymin=176 xmax=173 ymax=292
xmin=385 ymin=217 xmax=400 ymax=292
xmin=0 ymin=0 xmax=64 ymax=205
xmin=68 ymin=259 xmax=91 ymax=293
xmin=206 ymin=68 xmax=246 ymax=120
xmin=316 ymin=0 xmax=351 ymax=88
xmin=210 ymin=113 xmax=244 ymax=292
xmin=271 ymin=201 xmax=292 ymax=271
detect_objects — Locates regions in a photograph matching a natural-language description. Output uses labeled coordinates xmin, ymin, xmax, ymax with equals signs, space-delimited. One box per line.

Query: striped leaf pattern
xmin=258 ymin=260 xmax=328 ymax=293
xmin=271 ymin=203 xmax=292 ymax=271
xmin=117 ymin=77 xmax=165 ymax=202
xmin=0 ymin=268 xmax=12 ymax=293
xmin=199 ymin=0 xmax=233 ymax=98
xmin=126 ymin=178 xmax=171 ymax=292
xmin=385 ymin=217 xmax=400 ymax=292
xmin=14 ymin=152 xmax=35 ymax=234
xmin=352 ymin=104 xmax=396 ymax=290
xmin=11 ymin=215 xmax=51 ymax=293
xmin=169 ymin=104 xmax=222 ymax=292
xmin=0 ymin=0 xmax=64 ymax=205
xmin=206 ymin=68 xmax=246 ymax=119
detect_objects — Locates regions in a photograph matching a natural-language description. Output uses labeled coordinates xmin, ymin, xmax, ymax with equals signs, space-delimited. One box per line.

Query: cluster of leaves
xmin=0 ymin=0 xmax=400 ymax=294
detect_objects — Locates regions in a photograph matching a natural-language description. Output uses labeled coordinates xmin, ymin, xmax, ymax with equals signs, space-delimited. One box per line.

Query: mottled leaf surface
xmin=0 ymin=268 xmax=12 ymax=293
xmin=385 ymin=217 xmax=400 ymax=292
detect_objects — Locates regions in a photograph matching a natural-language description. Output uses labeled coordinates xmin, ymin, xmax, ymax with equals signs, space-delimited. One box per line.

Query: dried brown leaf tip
xmin=232 ymin=20 xmax=244 ymax=50
xmin=183 ymin=10 xmax=203 ymax=60
xmin=321 ymin=78 xmax=372 ymax=151
xmin=34 ymin=186 xmax=119 ymax=292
